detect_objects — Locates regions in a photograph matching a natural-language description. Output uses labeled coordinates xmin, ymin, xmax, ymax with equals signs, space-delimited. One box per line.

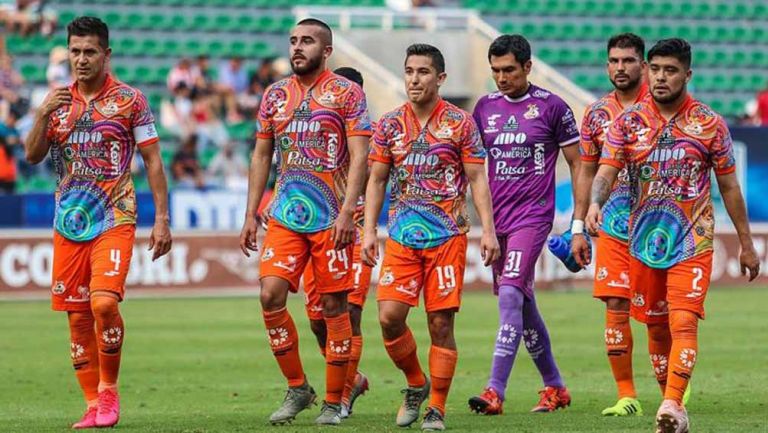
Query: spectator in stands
xmin=217 ymin=56 xmax=247 ymax=123
xmin=192 ymin=54 xmax=214 ymax=94
xmin=160 ymin=82 xmax=195 ymax=142
xmin=3 ymin=0 xmax=57 ymax=37
xmin=255 ymin=58 xmax=280 ymax=90
xmin=46 ymin=45 xmax=70 ymax=88
xmin=0 ymin=134 xmax=16 ymax=193
xmin=171 ymin=134 xmax=205 ymax=189
xmin=0 ymin=53 xmax=24 ymax=118
xmin=167 ymin=58 xmax=200 ymax=95
xmin=757 ymin=82 xmax=768 ymax=126
xmin=206 ymin=142 xmax=247 ymax=191
xmin=192 ymin=91 xmax=230 ymax=149
xmin=237 ymin=74 xmax=264 ymax=120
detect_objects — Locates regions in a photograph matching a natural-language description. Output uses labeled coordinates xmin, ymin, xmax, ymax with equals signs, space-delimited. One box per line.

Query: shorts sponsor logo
xmin=274 ymin=255 xmax=298 ymax=273
xmin=631 ymin=292 xmax=645 ymax=307
xmin=379 ymin=269 xmax=395 ymax=286
xmin=65 ymin=285 xmax=90 ymax=303
xmin=395 ymin=278 xmax=419 ymax=298
xmin=607 ymin=271 xmax=630 ymax=288
xmin=52 ymin=280 xmax=66 ymax=295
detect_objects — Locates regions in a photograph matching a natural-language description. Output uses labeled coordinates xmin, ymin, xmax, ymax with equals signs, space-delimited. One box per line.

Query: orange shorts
xmin=51 ymin=224 xmax=136 ymax=312
xmin=593 ymin=232 xmax=631 ymax=300
xmin=629 ymin=252 xmax=713 ymax=324
xmin=376 ymin=235 xmax=467 ymax=313
xmin=303 ymin=229 xmax=372 ymax=321
xmin=260 ymin=219 xmax=354 ymax=294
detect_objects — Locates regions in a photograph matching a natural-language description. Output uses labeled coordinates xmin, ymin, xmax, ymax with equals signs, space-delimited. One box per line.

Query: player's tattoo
xmin=591 ymin=175 xmax=611 ymax=207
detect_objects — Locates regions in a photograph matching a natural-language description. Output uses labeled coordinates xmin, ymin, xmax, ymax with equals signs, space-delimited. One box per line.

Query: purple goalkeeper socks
xmin=522 ymin=296 xmax=564 ymax=388
xmin=486 ymin=285 xmax=525 ymax=401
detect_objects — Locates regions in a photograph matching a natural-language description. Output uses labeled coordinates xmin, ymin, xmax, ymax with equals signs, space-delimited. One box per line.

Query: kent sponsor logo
xmin=109 ymin=141 xmax=121 ymax=174
xmin=492 ymin=132 xmax=527 ymax=146
xmin=68 ymin=131 xmax=103 ymax=145
xmin=534 ymin=143 xmax=545 ymax=175
xmin=326 ymin=133 xmax=338 ymax=168
xmin=285 ymin=120 xmax=321 ymax=133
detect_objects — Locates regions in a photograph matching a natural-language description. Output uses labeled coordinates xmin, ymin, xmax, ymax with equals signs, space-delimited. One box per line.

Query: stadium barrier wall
xmin=1 ymin=230 xmax=765 ymax=299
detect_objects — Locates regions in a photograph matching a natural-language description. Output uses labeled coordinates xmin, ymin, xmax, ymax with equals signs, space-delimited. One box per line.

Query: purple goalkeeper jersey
xmin=473 ymin=84 xmax=580 ymax=234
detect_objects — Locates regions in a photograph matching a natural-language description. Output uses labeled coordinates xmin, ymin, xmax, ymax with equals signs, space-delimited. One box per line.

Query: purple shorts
xmin=492 ymin=222 xmax=552 ymax=298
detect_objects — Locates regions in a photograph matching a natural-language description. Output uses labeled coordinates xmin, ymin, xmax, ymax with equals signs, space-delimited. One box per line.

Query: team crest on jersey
xmin=319 ymin=91 xmax=337 ymax=105
xmin=485 ymin=114 xmax=502 ymax=133
xmin=502 ymin=115 xmax=519 ymax=131
xmin=683 ymin=121 xmax=703 ymax=135
xmin=435 ymin=123 xmax=454 ymax=139
xmin=97 ymin=99 xmax=119 ymax=117
xmin=261 ymin=247 xmax=275 ymax=262
xmin=523 ymin=104 xmax=540 ymax=120
xmin=632 ymin=292 xmax=645 ymax=307
xmin=52 ymin=280 xmax=66 ymax=295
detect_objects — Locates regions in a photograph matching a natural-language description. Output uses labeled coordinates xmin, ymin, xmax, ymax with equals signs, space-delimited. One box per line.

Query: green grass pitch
xmin=1 ymin=288 xmax=766 ymax=432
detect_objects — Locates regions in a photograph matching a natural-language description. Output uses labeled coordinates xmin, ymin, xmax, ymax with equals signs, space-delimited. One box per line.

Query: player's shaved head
xmin=296 ymin=18 xmax=333 ymax=46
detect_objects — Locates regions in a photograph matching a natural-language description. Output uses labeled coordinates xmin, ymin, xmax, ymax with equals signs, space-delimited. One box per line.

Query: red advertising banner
xmin=0 ymin=230 xmax=764 ymax=298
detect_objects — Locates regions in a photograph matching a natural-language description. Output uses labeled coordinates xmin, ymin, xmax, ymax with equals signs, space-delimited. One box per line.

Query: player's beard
xmin=291 ymin=55 xmax=322 ymax=76
xmin=610 ymin=74 xmax=642 ymax=92
xmin=652 ymin=85 xmax=685 ymax=104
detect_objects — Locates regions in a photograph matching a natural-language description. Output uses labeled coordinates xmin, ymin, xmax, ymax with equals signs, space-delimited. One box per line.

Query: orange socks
xmin=428 ymin=346 xmax=457 ymax=416
xmin=68 ymin=311 xmax=100 ymax=405
xmin=605 ymin=309 xmax=636 ymax=399
xmin=263 ymin=307 xmax=306 ymax=387
xmin=90 ymin=296 xmax=124 ymax=392
xmin=384 ymin=328 xmax=426 ymax=388
xmin=341 ymin=335 xmax=363 ymax=405
xmin=325 ymin=312 xmax=352 ymax=404
xmin=647 ymin=322 xmax=673 ymax=394
xmin=665 ymin=310 xmax=698 ymax=404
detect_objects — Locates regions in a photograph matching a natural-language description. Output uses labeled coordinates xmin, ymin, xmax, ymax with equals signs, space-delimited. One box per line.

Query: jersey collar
xmin=70 ymin=73 xmax=116 ymax=104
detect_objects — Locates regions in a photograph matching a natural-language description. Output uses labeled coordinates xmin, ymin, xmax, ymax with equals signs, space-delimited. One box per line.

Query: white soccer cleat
xmin=655 ymin=399 xmax=689 ymax=433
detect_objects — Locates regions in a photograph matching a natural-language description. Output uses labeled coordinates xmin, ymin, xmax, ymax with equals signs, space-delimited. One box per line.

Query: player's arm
xmin=138 ymin=142 xmax=172 ymax=261
xmin=571 ymin=159 xmax=597 ymax=266
xmin=24 ymin=87 xmax=71 ymax=164
xmin=585 ymin=164 xmax=620 ymax=235
xmin=334 ymin=135 xmax=369 ymax=249
xmin=239 ymin=136 xmax=274 ymax=257
xmin=716 ymin=171 xmax=760 ymax=281
xmin=561 ymin=144 xmax=582 ymax=201
xmin=465 ymin=162 xmax=501 ymax=266
xmin=361 ymin=161 xmax=390 ymax=266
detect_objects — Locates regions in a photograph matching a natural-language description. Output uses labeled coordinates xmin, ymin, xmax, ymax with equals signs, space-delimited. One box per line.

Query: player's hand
xmin=480 ymin=231 xmax=501 ymax=267
xmin=740 ymin=242 xmax=761 ymax=282
xmin=585 ymin=203 xmax=603 ymax=236
xmin=148 ymin=219 xmax=172 ymax=261
xmin=361 ymin=229 xmax=379 ymax=267
xmin=331 ymin=209 xmax=355 ymax=250
xmin=571 ymin=233 xmax=591 ymax=267
xmin=239 ymin=217 xmax=260 ymax=257
xmin=40 ymin=87 xmax=72 ymax=116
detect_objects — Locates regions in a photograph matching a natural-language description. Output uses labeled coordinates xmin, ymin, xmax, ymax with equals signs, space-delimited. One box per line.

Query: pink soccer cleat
xmin=71 ymin=406 xmax=98 ymax=429
xmin=95 ymin=388 xmax=120 ymax=427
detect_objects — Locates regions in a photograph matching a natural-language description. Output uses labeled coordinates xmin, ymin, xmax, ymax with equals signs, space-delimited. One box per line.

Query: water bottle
xmin=547 ymin=230 xmax=589 ymax=273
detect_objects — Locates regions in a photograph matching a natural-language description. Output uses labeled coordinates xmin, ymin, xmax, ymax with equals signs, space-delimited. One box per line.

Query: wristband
xmin=571 ymin=219 xmax=585 ymax=235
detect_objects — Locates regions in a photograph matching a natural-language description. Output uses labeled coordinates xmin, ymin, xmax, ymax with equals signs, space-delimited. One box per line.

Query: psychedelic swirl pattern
xmin=271 ymin=170 xmax=339 ymax=233
xmin=55 ymin=180 xmax=114 ymax=242
xmin=629 ymin=200 xmax=694 ymax=269
xmin=388 ymin=201 xmax=459 ymax=250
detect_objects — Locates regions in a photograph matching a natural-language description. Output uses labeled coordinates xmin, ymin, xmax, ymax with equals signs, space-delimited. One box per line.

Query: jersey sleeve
xmin=130 ymin=90 xmax=159 ymax=148
xmin=711 ymin=117 xmax=736 ymax=175
xmin=461 ymin=115 xmax=487 ymax=164
xmin=471 ymin=100 xmax=487 ymax=148
xmin=552 ymin=98 xmax=580 ymax=147
xmin=343 ymin=83 xmax=373 ymax=138
xmin=255 ymin=84 xmax=277 ymax=140
xmin=599 ymin=111 xmax=628 ymax=169
xmin=579 ymin=105 xmax=600 ymax=162
xmin=369 ymin=117 xmax=392 ymax=164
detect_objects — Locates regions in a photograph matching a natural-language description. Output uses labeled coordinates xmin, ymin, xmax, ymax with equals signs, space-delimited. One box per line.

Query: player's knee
xmin=321 ymin=292 xmax=347 ymax=317
xmin=90 ymin=294 xmax=119 ymax=320
xmin=379 ymin=311 xmax=406 ymax=339
xmin=427 ymin=312 xmax=455 ymax=346
xmin=259 ymin=287 xmax=287 ymax=311
xmin=669 ymin=310 xmax=698 ymax=339
xmin=498 ymin=285 xmax=525 ymax=311
xmin=646 ymin=322 xmax=670 ymax=343
xmin=605 ymin=297 xmax=630 ymax=311
xmin=349 ymin=305 xmax=363 ymax=336
xmin=310 ymin=319 xmax=327 ymax=340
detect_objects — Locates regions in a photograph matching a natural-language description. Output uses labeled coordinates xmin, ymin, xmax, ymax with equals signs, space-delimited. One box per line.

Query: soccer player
xmin=239 ymin=19 xmax=372 ymax=425
xmin=301 ymin=66 xmax=372 ymax=419
xmin=571 ymin=33 xmax=658 ymax=416
xmin=362 ymin=43 xmax=500 ymax=431
xmin=468 ymin=34 xmax=580 ymax=415
xmin=587 ymin=38 xmax=760 ymax=433
xmin=23 ymin=17 xmax=172 ymax=429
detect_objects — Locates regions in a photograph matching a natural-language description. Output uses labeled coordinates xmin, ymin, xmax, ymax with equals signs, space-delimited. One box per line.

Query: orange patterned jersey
xmin=600 ymin=95 xmax=735 ymax=269
xmin=580 ymin=84 xmax=649 ymax=241
xmin=370 ymin=98 xmax=486 ymax=249
xmin=257 ymin=69 xmax=372 ymax=234
xmin=47 ymin=74 xmax=158 ymax=242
